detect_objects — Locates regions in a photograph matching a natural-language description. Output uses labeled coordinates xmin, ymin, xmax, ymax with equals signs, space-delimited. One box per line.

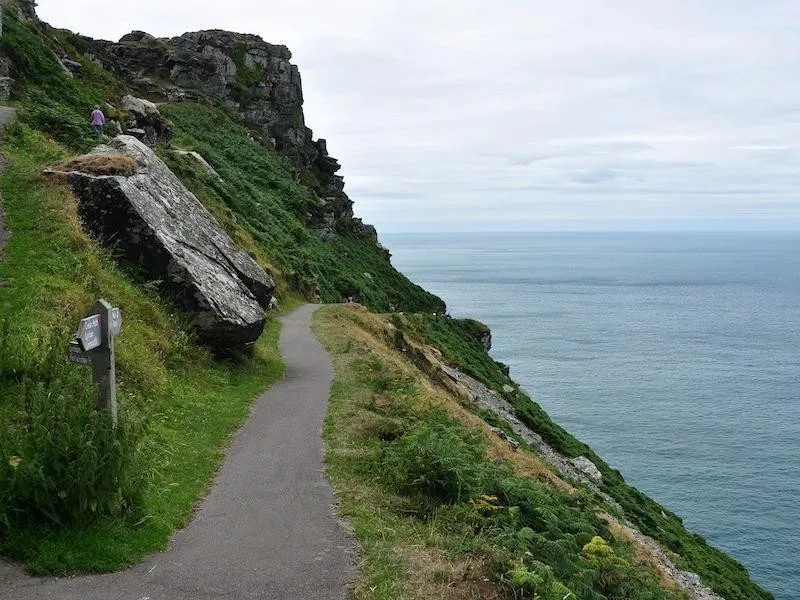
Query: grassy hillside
xmin=388 ymin=313 xmax=771 ymax=600
xmin=0 ymin=120 xmax=283 ymax=572
xmin=315 ymin=306 xmax=688 ymax=600
xmin=0 ymin=4 xmax=442 ymax=572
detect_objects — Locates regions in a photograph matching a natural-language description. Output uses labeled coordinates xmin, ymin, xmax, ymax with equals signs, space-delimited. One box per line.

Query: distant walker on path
xmin=90 ymin=105 xmax=105 ymax=136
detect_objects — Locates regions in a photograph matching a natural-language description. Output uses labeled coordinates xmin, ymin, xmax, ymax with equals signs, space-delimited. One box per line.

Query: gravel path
xmin=0 ymin=304 xmax=356 ymax=599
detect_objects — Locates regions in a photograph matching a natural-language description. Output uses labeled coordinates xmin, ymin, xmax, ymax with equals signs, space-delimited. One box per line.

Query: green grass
xmin=159 ymin=102 xmax=445 ymax=313
xmin=389 ymin=313 xmax=773 ymax=600
xmin=0 ymin=119 xmax=284 ymax=573
xmin=0 ymin=11 xmax=126 ymax=152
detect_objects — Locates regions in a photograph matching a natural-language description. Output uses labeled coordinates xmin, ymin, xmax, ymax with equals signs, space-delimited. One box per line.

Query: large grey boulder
xmin=121 ymin=95 xmax=172 ymax=146
xmin=56 ymin=135 xmax=275 ymax=347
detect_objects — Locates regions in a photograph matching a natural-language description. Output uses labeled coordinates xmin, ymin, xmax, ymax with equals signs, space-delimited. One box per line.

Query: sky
xmin=36 ymin=0 xmax=800 ymax=232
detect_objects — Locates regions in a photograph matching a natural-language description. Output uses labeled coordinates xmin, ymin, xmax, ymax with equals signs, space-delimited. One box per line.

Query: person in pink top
xmin=90 ymin=105 xmax=105 ymax=136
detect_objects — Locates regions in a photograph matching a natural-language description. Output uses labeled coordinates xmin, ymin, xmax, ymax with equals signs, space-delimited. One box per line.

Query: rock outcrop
xmin=82 ymin=29 xmax=369 ymax=240
xmin=50 ymin=135 xmax=275 ymax=347
xmin=121 ymin=95 xmax=173 ymax=146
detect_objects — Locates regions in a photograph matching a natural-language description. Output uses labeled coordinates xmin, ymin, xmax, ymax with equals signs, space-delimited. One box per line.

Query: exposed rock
xmin=0 ymin=77 xmax=13 ymax=102
xmin=51 ymin=135 xmax=275 ymax=347
xmin=119 ymin=31 xmax=156 ymax=44
xmin=60 ymin=55 xmax=82 ymax=75
xmin=121 ymin=95 xmax=172 ymax=146
xmin=568 ymin=456 xmax=603 ymax=484
xmin=172 ymin=149 xmax=220 ymax=179
xmin=86 ymin=29 xmax=364 ymax=238
xmin=16 ymin=0 xmax=38 ymax=22
xmin=489 ymin=426 xmax=520 ymax=450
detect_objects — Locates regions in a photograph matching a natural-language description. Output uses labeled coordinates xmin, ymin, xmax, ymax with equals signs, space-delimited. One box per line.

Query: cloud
xmin=36 ymin=0 xmax=800 ymax=231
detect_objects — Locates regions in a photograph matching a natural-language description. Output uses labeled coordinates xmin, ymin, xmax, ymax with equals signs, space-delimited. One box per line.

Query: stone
xmin=55 ymin=135 xmax=275 ymax=347
xmin=17 ymin=0 xmax=38 ymax=21
xmin=121 ymin=95 xmax=172 ymax=146
xmin=172 ymin=149 xmax=220 ymax=179
xmin=568 ymin=456 xmax=603 ymax=484
xmin=502 ymin=384 xmax=515 ymax=394
xmin=60 ymin=55 xmax=83 ymax=75
xmin=0 ymin=77 xmax=13 ymax=102
xmin=119 ymin=31 xmax=156 ymax=44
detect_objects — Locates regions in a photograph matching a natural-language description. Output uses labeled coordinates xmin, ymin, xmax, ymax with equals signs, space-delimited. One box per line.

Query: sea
xmin=381 ymin=231 xmax=799 ymax=600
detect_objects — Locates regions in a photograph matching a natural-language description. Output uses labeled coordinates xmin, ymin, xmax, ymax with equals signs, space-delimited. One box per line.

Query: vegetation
xmin=0 ymin=90 xmax=283 ymax=574
xmin=314 ymin=305 xmax=687 ymax=600
xmin=159 ymin=102 xmax=445 ymax=313
xmin=0 ymin=11 xmax=126 ymax=152
xmin=389 ymin=312 xmax=772 ymax=600
xmin=0 ymin=6 xmax=773 ymax=599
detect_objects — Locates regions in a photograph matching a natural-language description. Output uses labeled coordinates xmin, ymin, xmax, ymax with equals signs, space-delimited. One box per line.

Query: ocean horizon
xmin=382 ymin=230 xmax=799 ymax=599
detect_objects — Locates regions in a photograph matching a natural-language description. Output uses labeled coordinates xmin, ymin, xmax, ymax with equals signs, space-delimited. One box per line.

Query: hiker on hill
xmin=90 ymin=105 xmax=105 ymax=136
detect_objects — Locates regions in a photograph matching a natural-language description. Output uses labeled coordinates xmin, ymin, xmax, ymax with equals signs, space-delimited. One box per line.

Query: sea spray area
xmin=384 ymin=231 xmax=800 ymax=599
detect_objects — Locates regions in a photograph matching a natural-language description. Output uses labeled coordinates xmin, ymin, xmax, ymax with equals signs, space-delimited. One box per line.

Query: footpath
xmin=0 ymin=305 xmax=356 ymax=599
xmin=0 ymin=106 xmax=15 ymax=261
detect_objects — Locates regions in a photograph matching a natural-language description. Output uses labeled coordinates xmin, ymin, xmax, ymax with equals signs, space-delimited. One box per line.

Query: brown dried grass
xmin=601 ymin=513 xmax=682 ymax=593
xmin=401 ymin=547 xmax=513 ymax=600
xmin=52 ymin=154 xmax=139 ymax=176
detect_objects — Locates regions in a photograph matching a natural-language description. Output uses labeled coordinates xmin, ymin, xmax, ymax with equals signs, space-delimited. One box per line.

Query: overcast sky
xmin=37 ymin=1 xmax=800 ymax=232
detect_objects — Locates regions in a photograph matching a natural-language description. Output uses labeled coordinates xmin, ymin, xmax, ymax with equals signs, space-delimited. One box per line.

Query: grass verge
xmin=0 ymin=119 xmax=284 ymax=573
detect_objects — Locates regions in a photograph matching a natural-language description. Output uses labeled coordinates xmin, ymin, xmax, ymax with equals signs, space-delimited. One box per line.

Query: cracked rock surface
xmin=57 ymin=135 xmax=275 ymax=347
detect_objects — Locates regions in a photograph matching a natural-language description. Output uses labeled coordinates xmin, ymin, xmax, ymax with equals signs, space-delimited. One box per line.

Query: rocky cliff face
xmin=84 ymin=28 xmax=367 ymax=242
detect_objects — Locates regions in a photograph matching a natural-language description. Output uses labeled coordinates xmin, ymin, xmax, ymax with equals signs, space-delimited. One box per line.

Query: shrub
xmin=0 ymin=327 xmax=147 ymax=529
xmin=382 ymin=413 xmax=491 ymax=503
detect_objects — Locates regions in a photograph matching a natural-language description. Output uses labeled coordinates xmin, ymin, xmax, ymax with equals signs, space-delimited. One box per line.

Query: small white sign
xmin=110 ymin=307 xmax=122 ymax=337
xmin=77 ymin=314 xmax=102 ymax=351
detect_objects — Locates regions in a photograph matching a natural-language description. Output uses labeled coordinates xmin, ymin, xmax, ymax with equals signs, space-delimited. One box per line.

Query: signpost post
xmin=68 ymin=299 xmax=122 ymax=425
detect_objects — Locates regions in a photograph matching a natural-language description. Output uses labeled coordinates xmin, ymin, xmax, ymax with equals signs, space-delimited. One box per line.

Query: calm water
xmin=382 ymin=232 xmax=799 ymax=599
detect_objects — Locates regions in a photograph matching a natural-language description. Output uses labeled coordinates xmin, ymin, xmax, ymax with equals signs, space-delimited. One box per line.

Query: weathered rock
xmin=16 ymin=0 xmax=38 ymax=22
xmin=0 ymin=77 xmax=13 ymax=102
xmin=88 ymin=29 xmax=362 ymax=236
xmin=119 ymin=31 xmax=156 ymax=44
xmin=171 ymin=149 xmax=220 ymax=179
xmin=60 ymin=55 xmax=82 ymax=75
xmin=121 ymin=95 xmax=172 ymax=146
xmin=568 ymin=456 xmax=603 ymax=484
xmin=56 ymin=135 xmax=275 ymax=347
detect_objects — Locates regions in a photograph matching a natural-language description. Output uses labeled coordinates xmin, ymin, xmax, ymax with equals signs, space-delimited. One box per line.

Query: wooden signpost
xmin=68 ymin=299 xmax=122 ymax=425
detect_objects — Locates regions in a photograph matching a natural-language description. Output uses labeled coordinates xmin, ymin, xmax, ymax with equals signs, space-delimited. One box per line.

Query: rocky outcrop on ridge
xmin=15 ymin=2 xmax=378 ymax=244
xmin=87 ymin=29 xmax=358 ymax=235
xmin=47 ymin=135 xmax=275 ymax=347
xmin=121 ymin=94 xmax=173 ymax=146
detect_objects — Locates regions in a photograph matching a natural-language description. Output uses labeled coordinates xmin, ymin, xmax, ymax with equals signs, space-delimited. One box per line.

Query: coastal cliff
xmin=0 ymin=2 xmax=772 ymax=598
